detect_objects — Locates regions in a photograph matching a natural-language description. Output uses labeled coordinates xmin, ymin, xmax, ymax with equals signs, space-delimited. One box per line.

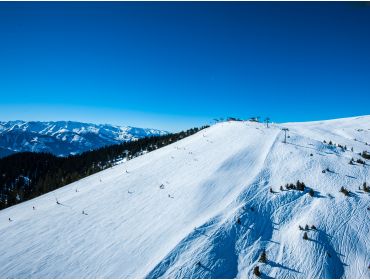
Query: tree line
xmin=0 ymin=125 xmax=208 ymax=210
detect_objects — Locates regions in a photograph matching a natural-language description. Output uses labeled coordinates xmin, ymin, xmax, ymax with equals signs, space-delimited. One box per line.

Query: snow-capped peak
xmin=0 ymin=120 xmax=168 ymax=157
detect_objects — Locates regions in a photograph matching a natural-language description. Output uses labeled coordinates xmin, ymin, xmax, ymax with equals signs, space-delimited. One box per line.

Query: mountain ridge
xmin=0 ymin=120 xmax=168 ymax=157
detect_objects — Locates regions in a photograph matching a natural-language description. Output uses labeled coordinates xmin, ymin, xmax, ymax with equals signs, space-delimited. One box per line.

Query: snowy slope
xmin=0 ymin=121 xmax=167 ymax=157
xmin=0 ymin=116 xmax=369 ymax=278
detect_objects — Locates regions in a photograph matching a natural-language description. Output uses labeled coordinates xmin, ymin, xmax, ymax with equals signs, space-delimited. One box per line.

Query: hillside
xmin=0 ymin=116 xmax=369 ymax=278
xmin=0 ymin=120 xmax=167 ymax=157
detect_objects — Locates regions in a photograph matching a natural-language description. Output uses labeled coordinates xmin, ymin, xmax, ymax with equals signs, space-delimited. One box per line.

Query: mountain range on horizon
xmin=0 ymin=120 xmax=168 ymax=158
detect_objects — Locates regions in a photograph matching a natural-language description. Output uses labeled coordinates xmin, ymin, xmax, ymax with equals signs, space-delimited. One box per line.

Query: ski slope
xmin=0 ymin=116 xmax=369 ymax=278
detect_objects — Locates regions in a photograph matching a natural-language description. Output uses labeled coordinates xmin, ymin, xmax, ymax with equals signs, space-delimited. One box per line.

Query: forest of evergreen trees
xmin=0 ymin=125 xmax=208 ymax=210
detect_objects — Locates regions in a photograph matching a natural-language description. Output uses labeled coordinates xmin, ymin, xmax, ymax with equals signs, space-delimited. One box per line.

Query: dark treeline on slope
xmin=0 ymin=125 xmax=209 ymax=210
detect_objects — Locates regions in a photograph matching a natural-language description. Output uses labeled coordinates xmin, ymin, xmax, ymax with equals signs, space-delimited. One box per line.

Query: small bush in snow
xmin=356 ymin=158 xmax=365 ymax=165
xmin=361 ymin=151 xmax=370 ymax=159
xmin=340 ymin=186 xmax=350 ymax=196
xmin=253 ymin=266 xmax=261 ymax=277
xmin=311 ymin=225 xmax=317 ymax=230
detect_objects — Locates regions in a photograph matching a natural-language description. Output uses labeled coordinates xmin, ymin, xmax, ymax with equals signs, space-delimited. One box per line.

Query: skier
xmin=33 ymin=206 xmax=35 ymax=210
xmin=8 ymin=218 xmax=12 ymax=222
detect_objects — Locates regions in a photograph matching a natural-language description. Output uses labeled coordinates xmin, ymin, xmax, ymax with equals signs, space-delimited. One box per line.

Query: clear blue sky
xmin=0 ymin=2 xmax=369 ymax=131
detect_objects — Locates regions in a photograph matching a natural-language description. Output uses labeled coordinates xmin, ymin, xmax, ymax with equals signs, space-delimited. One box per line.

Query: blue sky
xmin=0 ymin=2 xmax=369 ymax=131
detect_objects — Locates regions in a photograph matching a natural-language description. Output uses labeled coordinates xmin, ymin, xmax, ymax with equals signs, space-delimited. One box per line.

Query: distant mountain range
xmin=0 ymin=121 xmax=168 ymax=157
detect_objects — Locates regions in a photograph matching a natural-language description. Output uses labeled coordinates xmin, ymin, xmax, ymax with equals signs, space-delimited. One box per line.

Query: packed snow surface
xmin=0 ymin=116 xmax=369 ymax=278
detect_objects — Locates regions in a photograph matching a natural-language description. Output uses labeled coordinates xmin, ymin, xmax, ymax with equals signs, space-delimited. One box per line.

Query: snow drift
xmin=0 ymin=116 xmax=369 ymax=278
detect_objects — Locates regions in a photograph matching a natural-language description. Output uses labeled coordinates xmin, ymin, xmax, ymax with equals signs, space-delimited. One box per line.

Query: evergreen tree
xmin=303 ymin=232 xmax=309 ymax=240
xmin=259 ymin=249 xmax=267 ymax=263
xmin=340 ymin=186 xmax=350 ymax=196
xmin=253 ymin=266 xmax=261 ymax=277
xmin=309 ymin=189 xmax=314 ymax=197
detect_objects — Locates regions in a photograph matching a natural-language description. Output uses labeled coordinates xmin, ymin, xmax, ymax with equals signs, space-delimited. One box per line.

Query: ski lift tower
xmin=282 ymin=128 xmax=289 ymax=143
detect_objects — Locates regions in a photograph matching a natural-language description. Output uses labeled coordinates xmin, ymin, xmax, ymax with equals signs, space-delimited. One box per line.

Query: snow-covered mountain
xmin=0 ymin=121 xmax=168 ymax=157
xmin=0 ymin=116 xmax=369 ymax=278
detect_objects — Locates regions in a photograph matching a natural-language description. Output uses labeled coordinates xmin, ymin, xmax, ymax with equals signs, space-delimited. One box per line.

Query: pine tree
xmin=259 ymin=250 xmax=267 ymax=263
xmin=253 ymin=266 xmax=261 ymax=277
xmin=303 ymin=232 xmax=309 ymax=240
xmin=340 ymin=186 xmax=350 ymax=196
xmin=309 ymin=189 xmax=314 ymax=197
xmin=362 ymin=182 xmax=370 ymax=192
